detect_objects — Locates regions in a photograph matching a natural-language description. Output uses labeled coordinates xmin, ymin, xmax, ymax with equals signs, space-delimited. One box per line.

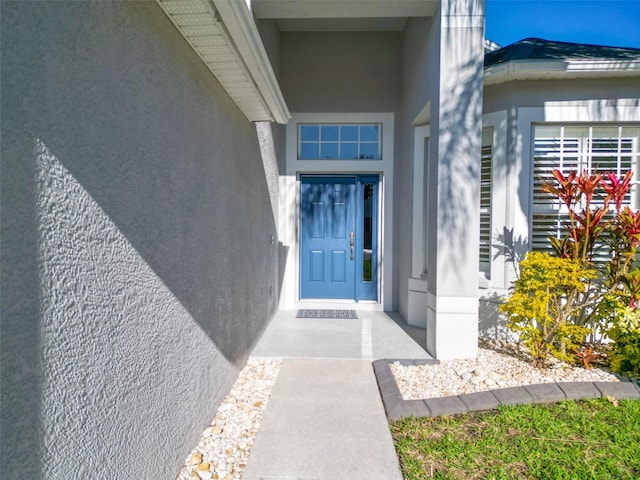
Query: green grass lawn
xmin=391 ymin=398 xmax=640 ymax=480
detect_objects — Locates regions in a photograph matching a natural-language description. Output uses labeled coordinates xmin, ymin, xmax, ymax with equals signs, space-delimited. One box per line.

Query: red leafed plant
xmin=508 ymin=168 xmax=640 ymax=368
xmin=541 ymin=169 xmax=639 ymax=293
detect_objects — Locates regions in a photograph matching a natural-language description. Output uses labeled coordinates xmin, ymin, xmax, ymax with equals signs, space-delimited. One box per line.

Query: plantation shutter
xmin=531 ymin=125 xmax=640 ymax=253
xmin=479 ymin=128 xmax=493 ymax=275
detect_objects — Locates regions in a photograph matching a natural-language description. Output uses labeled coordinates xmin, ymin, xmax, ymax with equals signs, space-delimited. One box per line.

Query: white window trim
xmin=280 ymin=113 xmax=395 ymax=311
xmin=407 ymin=124 xmax=430 ymax=328
xmin=481 ymin=110 xmax=510 ymax=290
xmin=411 ymin=125 xmax=430 ymax=279
xmin=479 ymin=127 xmax=494 ymax=278
xmin=531 ymin=123 xmax=640 ymax=253
xmin=297 ymin=123 xmax=383 ymax=161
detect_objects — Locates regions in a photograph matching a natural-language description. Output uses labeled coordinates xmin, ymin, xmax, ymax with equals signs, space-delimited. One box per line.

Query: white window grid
xmin=297 ymin=123 xmax=382 ymax=160
xmin=531 ymin=125 xmax=640 ymax=254
xmin=479 ymin=127 xmax=493 ymax=274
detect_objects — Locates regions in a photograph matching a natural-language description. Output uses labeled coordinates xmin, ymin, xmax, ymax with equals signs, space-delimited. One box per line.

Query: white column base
xmin=426 ymin=293 xmax=478 ymax=360
xmin=407 ymin=277 xmax=428 ymax=328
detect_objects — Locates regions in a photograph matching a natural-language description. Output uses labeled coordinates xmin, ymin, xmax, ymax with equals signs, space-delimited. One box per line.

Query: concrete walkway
xmin=243 ymin=309 xmax=431 ymax=480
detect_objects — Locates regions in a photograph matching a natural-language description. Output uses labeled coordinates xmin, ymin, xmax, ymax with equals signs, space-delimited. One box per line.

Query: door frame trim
xmin=280 ymin=112 xmax=395 ymax=310
xmin=299 ymin=174 xmax=379 ymax=302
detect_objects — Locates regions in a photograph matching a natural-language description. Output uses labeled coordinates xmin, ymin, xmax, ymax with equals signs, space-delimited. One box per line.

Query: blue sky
xmin=485 ymin=1 xmax=640 ymax=49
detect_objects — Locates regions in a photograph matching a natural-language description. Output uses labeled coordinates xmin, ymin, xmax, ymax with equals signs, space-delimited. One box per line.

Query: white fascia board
xmin=484 ymin=59 xmax=640 ymax=86
xmin=213 ymin=0 xmax=291 ymax=124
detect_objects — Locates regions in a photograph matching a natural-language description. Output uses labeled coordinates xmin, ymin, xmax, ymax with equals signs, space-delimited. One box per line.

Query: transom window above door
xmin=298 ymin=124 xmax=382 ymax=160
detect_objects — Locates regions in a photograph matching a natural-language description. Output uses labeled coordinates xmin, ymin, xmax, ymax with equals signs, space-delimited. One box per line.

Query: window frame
xmin=479 ymin=127 xmax=494 ymax=276
xmin=531 ymin=124 xmax=640 ymax=253
xmin=297 ymin=123 xmax=383 ymax=161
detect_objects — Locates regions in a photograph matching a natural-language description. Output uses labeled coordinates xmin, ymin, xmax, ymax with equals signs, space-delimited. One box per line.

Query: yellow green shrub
xmin=500 ymin=252 xmax=595 ymax=364
xmin=608 ymin=308 xmax=640 ymax=377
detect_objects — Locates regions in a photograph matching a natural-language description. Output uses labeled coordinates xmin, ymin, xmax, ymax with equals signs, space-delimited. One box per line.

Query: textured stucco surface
xmin=396 ymin=16 xmax=440 ymax=319
xmin=1 ymin=2 xmax=278 ymax=478
xmin=280 ymin=31 xmax=401 ymax=113
xmin=483 ymin=78 xmax=640 ymax=114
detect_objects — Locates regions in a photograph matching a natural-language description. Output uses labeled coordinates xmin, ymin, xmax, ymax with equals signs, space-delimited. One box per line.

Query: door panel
xmin=300 ymin=175 xmax=378 ymax=301
xmin=300 ymin=177 xmax=356 ymax=299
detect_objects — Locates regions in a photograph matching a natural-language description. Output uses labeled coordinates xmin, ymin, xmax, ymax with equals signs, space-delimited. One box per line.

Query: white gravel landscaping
xmin=391 ymin=340 xmax=622 ymax=401
xmin=176 ymin=359 xmax=281 ymax=480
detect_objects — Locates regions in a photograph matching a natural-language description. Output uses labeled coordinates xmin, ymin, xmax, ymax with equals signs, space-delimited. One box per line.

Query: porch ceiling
xmin=252 ymin=0 xmax=439 ymax=31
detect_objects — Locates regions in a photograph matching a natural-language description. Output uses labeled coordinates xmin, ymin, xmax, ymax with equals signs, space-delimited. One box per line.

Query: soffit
xmin=276 ymin=17 xmax=410 ymax=32
xmin=252 ymin=0 xmax=439 ymax=18
xmin=156 ymin=0 xmax=290 ymax=123
xmin=252 ymin=0 xmax=438 ymax=31
xmin=484 ymin=59 xmax=640 ymax=86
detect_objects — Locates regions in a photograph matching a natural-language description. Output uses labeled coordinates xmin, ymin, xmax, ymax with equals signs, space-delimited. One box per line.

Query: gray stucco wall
xmin=255 ymin=19 xmax=287 ymax=184
xmin=279 ymin=31 xmax=401 ymax=112
xmin=254 ymin=20 xmax=288 ymax=288
xmin=256 ymin=19 xmax=282 ymax=83
xmin=1 ymin=2 xmax=278 ymax=478
xmin=396 ymin=16 xmax=439 ymax=318
xmin=484 ymin=78 xmax=640 ymax=113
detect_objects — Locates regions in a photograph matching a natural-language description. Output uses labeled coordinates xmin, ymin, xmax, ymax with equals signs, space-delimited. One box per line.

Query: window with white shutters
xmin=531 ymin=125 xmax=640 ymax=253
xmin=479 ymin=128 xmax=493 ymax=275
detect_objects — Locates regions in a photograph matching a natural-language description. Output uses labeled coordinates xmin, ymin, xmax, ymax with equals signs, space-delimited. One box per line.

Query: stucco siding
xmin=1 ymin=2 xmax=278 ymax=478
xmin=483 ymin=78 xmax=640 ymax=114
xmin=397 ymin=16 xmax=439 ymax=318
xmin=279 ymin=31 xmax=401 ymax=112
xmin=256 ymin=18 xmax=282 ymax=83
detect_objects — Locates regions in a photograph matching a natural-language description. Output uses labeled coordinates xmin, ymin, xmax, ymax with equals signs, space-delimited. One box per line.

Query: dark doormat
xmin=296 ymin=309 xmax=358 ymax=319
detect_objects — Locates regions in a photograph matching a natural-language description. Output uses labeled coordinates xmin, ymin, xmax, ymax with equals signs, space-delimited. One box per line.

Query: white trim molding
xmin=157 ymin=0 xmax=290 ymax=124
xmin=485 ymin=59 xmax=640 ymax=86
xmin=407 ymin=124 xmax=430 ymax=328
xmin=280 ymin=113 xmax=395 ymax=311
xmin=426 ymin=293 xmax=479 ymax=360
xmin=213 ymin=0 xmax=290 ymax=123
xmin=481 ymin=110 xmax=510 ymax=290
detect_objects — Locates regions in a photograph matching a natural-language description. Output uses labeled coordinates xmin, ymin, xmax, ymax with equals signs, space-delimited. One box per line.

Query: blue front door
xmin=300 ymin=175 xmax=378 ymax=301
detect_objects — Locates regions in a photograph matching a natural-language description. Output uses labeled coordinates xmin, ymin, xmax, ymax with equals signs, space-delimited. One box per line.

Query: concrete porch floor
xmin=250 ymin=309 xmax=432 ymax=361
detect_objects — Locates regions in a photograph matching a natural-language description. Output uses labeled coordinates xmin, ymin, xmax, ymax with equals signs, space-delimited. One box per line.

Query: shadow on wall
xmin=430 ymin=4 xmax=494 ymax=285
xmin=479 ymin=291 xmax=516 ymax=342
xmin=1 ymin=1 xmax=280 ymax=477
xmin=44 ymin=137 xmax=277 ymax=368
xmin=436 ymin=1 xmax=530 ymax=288
xmin=29 ymin=139 xmax=243 ymax=476
xmin=278 ymin=241 xmax=289 ymax=303
xmin=0 ymin=145 xmax=43 ymax=480
xmin=479 ymin=228 xmax=527 ymax=341
xmin=3 ymin=121 xmax=278 ymax=479
xmin=492 ymin=226 xmax=529 ymax=276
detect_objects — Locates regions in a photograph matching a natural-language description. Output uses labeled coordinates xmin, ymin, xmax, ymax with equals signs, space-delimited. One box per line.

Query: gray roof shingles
xmin=485 ymin=37 xmax=640 ymax=68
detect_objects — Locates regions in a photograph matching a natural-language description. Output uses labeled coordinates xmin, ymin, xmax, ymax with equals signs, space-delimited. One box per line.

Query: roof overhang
xmin=251 ymin=0 xmax=439 ymax=32
xmin=484 ymin=59 xmax=640 ymax=86
xmin=156 ymin=0 xmax=290 ymax=124
xmin=251 ymin=0 xmax=439 ymax=19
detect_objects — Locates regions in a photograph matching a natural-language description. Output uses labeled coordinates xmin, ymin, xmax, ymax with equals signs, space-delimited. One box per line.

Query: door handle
xmin=350 ymin=231 xmax=355 ymax=260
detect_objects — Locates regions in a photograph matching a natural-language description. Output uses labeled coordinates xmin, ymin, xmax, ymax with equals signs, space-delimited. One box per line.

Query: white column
xmin=426 ymin=0 xmax=484 ymax=359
